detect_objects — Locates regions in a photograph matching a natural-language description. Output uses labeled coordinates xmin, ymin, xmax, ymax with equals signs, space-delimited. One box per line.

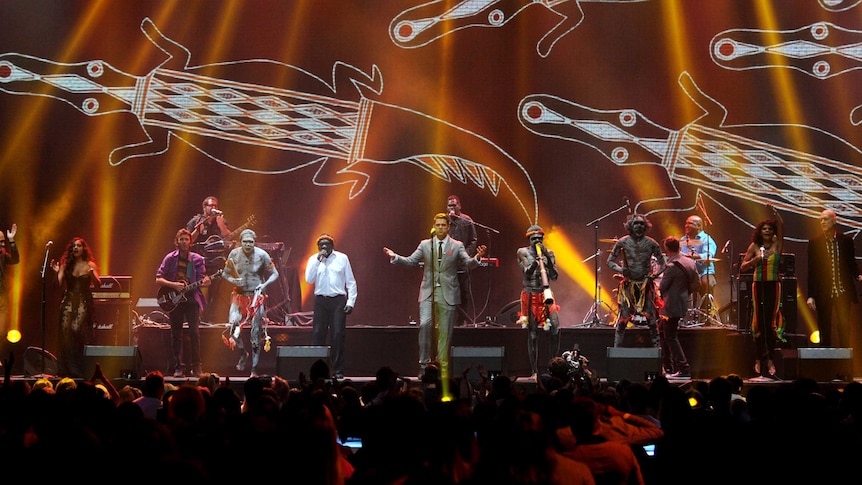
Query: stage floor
xmin=98 ymin=322 xmax=841 ymax=383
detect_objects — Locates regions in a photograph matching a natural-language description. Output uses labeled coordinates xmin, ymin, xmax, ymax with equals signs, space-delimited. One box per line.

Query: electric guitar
xmin=194 ymin=214 xmax=257 ymax=254
xmin=157 ymin=269 xmax=223 ymax=313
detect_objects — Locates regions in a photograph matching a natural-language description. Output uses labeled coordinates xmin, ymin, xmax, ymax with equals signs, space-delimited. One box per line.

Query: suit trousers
xmin=419 ymin=286 xmax=457 ymax=375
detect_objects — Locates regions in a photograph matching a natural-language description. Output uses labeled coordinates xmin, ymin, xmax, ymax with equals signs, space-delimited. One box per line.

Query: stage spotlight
xmin=810 ymin=330 xmax=820 ymax=344
xmin=6 ymin=329 xmax=20 ymax=343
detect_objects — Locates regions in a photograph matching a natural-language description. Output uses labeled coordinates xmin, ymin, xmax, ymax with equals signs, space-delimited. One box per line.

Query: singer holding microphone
xmin=384 ymin=213 xmax=487 ymax=382
xmin=739 ymin=204 xmax=784 ymax=379
xmin=305 ymin=233 xmax=357 ymax=380
xmin=50 ymin=237 xmax=101 ymax=378
xmin=186 ymin=195 xmax=231 ymax=322
xmin=516 ymin=224 xmax=561 ymax=380
xmin=187 ymin=195 xmax=231 ymax=245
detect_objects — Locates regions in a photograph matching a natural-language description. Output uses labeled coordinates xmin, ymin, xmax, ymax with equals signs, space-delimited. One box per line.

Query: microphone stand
xmin=448 ymin=213 xmax=500 ymax=236
xmin=579 ymin=202 xmax=629 ymax=327
xmin=450 ymin=213 xmax=500 ymax=326
xmin=39 ymin=243 xmax=51 ymax=377
xmin=757 ymin=247 xmax=769 ymax=377
xmin=717 ymin=241 xmax=738 ymax=329
xmin=694 ymin=199 xmax=720 ymax=326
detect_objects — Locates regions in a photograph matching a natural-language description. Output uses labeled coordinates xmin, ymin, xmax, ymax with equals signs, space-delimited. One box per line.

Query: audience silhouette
xmin=1 ymin=355 xmax=861 ymax=484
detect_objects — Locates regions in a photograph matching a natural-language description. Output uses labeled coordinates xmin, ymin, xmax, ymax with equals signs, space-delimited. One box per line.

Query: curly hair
xmin=751 ymin=219 xmax=778 ymax=246
xmin=59 ymin=237 xmax=94 ymax=276
xmin=625 ymin=213 xmax=651 ymax=233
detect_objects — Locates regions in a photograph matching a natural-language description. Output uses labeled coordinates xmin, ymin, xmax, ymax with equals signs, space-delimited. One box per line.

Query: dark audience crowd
xmin=1 ymin=354 xmax=861 ymax=484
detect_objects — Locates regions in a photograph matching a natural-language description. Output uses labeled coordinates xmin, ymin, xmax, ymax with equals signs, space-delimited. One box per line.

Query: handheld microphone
xmin=46 ymin=240 xmax=53 ymax=247
xmin=211 ymin=209 xmax=223 ymax=215
xmin=760 ymin=246 xmax=765 ymax=259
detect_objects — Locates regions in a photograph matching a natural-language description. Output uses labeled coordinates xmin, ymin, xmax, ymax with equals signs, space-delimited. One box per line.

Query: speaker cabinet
xmin=276 ymin=345 xmax=331 ymax=381
xmin=797 ymin=347 xmax=853 ymax=382
xmin=84 ymin=345 xmax=142 ymax=379
xmin=738 ymin=253 xmax=795 ymax=278
xmin=780 ymin=278 xmax=797 ymax=336
xmin=737 ymin=274 xmax=752 ymax=334
xmin=736 ymin=276 xmax=796 ymax=336
xmin=451 ymin=346 xmax=506 ymax=381
xmin=606 ymin=347 xmax=661 ymax=383
xmin=93 ymin=301 xmax=132 ymax=345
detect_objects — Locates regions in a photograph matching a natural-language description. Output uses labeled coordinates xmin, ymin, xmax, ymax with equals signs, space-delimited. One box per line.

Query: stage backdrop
xmin=1 ymin=1 xmax=861 ymax=364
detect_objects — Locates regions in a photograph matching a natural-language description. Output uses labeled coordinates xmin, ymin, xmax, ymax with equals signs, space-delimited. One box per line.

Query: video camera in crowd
xmin=562 ymin=345 xmax=593 ymax=383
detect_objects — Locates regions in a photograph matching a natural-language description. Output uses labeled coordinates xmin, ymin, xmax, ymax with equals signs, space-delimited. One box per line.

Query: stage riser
xmin=130 ymin=325 xmax=785 ymax=380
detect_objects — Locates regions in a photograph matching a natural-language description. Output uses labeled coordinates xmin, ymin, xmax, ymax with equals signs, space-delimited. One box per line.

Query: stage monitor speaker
xmin=276 ymin=345 xmax=330 ymax=381
xmin=23 ymin=346 xmax=59 ymax=377
xmin=606 ymin=347 xmax=661 ymax=383
xmin=84 ymin=345 xmax=142 ymax=379
xmin=494 ymin=300 xmax=522 ymax=327
xmin=797 ymin=347 xmax=853 ymax=382
xmin=451 ymin=346 xmax=506 ymax=381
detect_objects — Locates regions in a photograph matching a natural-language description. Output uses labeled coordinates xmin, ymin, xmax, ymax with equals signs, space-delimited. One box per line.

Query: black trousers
xmin=311 ymin=294 xmax=347 ymax=375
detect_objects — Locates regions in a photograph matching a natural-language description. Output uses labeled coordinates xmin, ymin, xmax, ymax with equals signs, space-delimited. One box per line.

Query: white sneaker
xmin=668 ymin=371 xmax=690 ymax=379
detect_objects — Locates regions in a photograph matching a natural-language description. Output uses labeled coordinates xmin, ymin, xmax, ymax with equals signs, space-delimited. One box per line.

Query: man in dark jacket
xmin=806 ymin=209 xmax=860 ymax=347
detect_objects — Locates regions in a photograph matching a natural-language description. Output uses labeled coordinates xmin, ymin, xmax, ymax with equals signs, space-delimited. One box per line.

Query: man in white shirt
xmin=305 ymin=234 xmax=357 ymax=380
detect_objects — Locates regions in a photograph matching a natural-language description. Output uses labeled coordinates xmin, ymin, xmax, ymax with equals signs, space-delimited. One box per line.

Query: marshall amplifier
xmin=737 ymin=252 xmax=795 ymax=277
xmin=92 ymin=276 xmax=132 ymax=301
xmin=93 ymin=276 xmax=132 ymax=346
xmin=736 ymin=275 xmax=796 ymax=336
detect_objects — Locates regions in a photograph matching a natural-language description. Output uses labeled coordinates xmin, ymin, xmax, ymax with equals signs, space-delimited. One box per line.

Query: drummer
xmin=680 ymin=215 xmax=717 ymax=310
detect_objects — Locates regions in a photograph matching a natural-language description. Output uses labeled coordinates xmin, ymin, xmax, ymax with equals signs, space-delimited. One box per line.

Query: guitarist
xmin=186 ymin=196 xmax=231 ymax=322
xmin=156 ymin=228 xmax=212 ymax=378
xmin=187 ymin=195 xmax=231 ymax=245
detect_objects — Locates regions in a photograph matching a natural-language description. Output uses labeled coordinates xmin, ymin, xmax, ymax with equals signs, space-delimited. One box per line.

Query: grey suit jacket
xmin=393 ymin=237 xmax=479 ymax=306
xmin=659 ymin=254 xmax=699 ymax=318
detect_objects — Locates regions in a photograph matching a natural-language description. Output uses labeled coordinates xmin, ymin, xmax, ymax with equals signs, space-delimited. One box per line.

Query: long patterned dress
xmin=57 ymin=274 xmax=94 ymax=377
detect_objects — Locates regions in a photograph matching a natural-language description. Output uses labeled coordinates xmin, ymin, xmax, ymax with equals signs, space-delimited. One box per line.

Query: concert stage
xmin=125 ymin=323 xmax=818 ymax=382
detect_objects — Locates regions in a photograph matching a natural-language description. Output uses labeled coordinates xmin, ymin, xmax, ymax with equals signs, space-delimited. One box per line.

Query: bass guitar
xmin=157 ymin=269 xmax=223 ymax=313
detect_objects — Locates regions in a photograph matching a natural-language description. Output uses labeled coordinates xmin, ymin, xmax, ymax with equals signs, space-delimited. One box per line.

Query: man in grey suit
xmin=384 ymin=213 xmax=487 ymax=379
xmin=659 ymin=236 xmax=699 ymax=378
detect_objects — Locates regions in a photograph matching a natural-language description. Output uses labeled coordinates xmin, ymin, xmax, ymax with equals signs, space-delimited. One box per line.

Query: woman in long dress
xmin=51 ymin=237 xmax=101 ymax=378
xmin=739 ymin=205 xmax=784 ymax=379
